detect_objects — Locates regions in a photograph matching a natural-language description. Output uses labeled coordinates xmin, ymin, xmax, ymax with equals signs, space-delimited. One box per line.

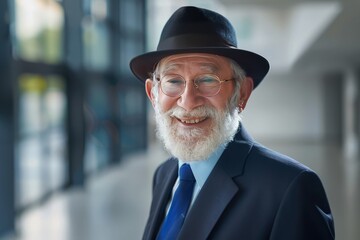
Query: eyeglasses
xmin=156 ymin=74 xmax=234 ymax=97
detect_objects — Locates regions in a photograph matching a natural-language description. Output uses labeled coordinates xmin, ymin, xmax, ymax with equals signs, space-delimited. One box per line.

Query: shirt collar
xmin=178 ymin=144 xmax=226 ymax=189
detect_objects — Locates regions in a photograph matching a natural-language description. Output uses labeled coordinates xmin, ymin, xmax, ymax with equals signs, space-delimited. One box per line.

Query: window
xmin=83 ymin=0 xmax=110 ymax=71
xmin=16 ymin=75 xmax=67 ymax=207
xmin=14 ymin=0 xmax=64 ymax=63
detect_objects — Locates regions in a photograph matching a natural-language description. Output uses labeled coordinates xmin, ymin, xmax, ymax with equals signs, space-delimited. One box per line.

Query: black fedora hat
xmin=130 ymin=6 xmax=269 ymax=89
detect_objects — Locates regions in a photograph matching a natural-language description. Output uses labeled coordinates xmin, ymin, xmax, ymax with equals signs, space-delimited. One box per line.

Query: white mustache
xmin=168 ymin=106 xmax=217 ymax=119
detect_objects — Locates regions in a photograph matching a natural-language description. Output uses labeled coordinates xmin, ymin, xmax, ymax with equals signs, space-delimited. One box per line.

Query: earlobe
xmin=239 ymin=100 xmax=245 ymax=112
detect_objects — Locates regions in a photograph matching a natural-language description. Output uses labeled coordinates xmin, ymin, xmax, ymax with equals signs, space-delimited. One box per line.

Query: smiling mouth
xmin=175 ymin=117 xmax=207 ymax=124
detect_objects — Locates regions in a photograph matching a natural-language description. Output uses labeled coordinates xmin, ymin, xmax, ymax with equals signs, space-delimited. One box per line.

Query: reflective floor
xmin=3 ymin=140 xmax=360 ymax=240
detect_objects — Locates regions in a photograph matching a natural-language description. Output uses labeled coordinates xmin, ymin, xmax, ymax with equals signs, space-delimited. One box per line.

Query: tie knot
xmin=179 ymin=164 xmax=195 ymax=181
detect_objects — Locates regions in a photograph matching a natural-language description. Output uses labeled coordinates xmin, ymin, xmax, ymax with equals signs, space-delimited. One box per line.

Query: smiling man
xmin=130 ymin=6 xmax=335 ymax=240
xmin=151 ymin=53 xmax=248 ymax=162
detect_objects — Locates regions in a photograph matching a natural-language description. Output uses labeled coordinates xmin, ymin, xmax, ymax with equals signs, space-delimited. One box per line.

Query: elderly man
xmin=130 ymin=6 xmax=335 ymax=240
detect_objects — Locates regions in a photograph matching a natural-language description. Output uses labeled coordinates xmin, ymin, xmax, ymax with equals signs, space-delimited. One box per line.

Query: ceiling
xmin=292 ymin=0 xmax=360 ymax=73
xmin=149 ymin=0 xmax=360 ymax=75
xmin=219 ymin=0 xmax=360 ymax=74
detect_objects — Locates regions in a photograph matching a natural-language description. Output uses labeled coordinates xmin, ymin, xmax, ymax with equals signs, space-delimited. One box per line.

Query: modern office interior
xmin=0 ymin=0 xmax=359 ymax=239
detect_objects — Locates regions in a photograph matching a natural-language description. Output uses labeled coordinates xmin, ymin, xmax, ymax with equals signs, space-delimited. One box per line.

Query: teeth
xmin=180 ymin=118 xmax=204 ymax=124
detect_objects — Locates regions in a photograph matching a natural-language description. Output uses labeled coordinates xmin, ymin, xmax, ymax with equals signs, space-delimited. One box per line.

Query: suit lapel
xmin=178 ymin=126 xmax=254 ymax=239
xmin=178 ymin=165 xmax=238 ymax=239
xmin=145 ymin=159 xmax=178 ymax=240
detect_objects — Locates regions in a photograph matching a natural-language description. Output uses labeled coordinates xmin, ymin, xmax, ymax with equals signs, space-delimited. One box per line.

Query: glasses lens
xmin=161 ymin=75 xmax=185 ymax=97
xmin=195 ymin=74 xmax=221 ymax=96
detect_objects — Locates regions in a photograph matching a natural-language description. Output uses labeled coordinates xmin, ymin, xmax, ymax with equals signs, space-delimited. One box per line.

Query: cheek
xmin=207 ymin=92 xmax=232 ymax=111
xmin=157 ymin=94 xmax=178 ymax=112
xmin=207 ymin=99 xmax=227 ymax=112
xmin=212 ymin=85 xmax=236 ymax=109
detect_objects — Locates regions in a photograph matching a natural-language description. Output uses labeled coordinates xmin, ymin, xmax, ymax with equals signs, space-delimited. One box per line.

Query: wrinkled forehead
xmin=156 ymin=53 xmax=232 ymax=75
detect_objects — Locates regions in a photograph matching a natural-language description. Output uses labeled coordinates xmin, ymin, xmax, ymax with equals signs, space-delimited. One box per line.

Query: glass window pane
xmin=83 ymin=0 xmax=109 ymax=20
xmin=84 ymin=79 xmax=112 ymax=174
xmin=84 ymin=126 xmax=111 ymax=174
xmin=14 ymin=0 xmax=64 ymax=63
xmin=119 ymin=37 xmax=143 ymax=76
xmin=18 ymin=75 xmax=47 ymax=135
xmin=83 ymin=19 xmax=110 ymax=71
xmin=119 ymin=87 xmax=144 ymax=119
xmin=120 ymin=125 xmax=146 ymax=154
xmin=16 ymin=74 xmax=68 ymax=208
xmin=119 ymin=0 xmax=143 ymax=32
xmin=118 ymin=87 xmax=147 ymax=154
xmin=118 ymin=0 xmax=145 ymax=76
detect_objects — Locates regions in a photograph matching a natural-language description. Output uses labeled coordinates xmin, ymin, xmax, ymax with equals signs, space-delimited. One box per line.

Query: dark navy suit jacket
xmin=143 ymin=126 xmax=335 ymax=240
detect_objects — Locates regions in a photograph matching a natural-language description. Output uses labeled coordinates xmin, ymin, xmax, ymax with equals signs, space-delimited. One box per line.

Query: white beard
xmin=154 ymin=100 xmax=241 ymax=162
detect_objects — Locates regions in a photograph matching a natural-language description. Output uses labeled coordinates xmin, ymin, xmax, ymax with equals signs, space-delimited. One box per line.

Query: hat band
xmin=157 ymin=34 xmax=236 ymax=51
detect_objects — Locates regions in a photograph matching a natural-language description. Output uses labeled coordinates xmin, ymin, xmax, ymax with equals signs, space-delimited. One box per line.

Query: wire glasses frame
xmin=155 ymin=74 xmax=234 ymax=97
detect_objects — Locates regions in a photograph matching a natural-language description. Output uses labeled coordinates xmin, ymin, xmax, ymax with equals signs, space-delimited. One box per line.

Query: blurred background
xmin=0 ymin=0 xmax=359 ymax=239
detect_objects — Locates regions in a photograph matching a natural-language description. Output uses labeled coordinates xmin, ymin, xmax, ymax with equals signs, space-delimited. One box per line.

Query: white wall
xmin=243 ymin=71 xmax=342 ymax=142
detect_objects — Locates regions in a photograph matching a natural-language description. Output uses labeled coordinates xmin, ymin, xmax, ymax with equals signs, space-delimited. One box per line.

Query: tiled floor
xmin=3 ymin=140 xmax=359 ymax=240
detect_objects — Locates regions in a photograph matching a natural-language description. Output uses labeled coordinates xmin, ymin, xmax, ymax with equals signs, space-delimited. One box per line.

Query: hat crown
xmin=157 ymin=6 xmax=238 ymax=50
xmin=130 ymin=6 xmax=269 ymax=89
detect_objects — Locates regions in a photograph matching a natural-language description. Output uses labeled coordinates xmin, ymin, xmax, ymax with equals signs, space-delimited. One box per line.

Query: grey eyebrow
xmin=159 ymin=63 xmax=181 ymax=76
xmin=198 ymin=63 xmax=219 ymax=74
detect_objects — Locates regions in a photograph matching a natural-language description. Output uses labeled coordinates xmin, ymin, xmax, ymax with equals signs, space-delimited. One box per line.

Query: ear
xmin=238 ymin=77 xmax=254 ymax=111
xmin=145 ymin=78 xmax=156 ymax=107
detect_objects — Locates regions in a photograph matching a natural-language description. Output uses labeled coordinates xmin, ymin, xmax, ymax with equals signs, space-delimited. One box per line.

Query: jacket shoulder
xmin=152 ymin=157 xmax=177 ymax=188
xmin=248 ymin=142 xmax=313 ymax=176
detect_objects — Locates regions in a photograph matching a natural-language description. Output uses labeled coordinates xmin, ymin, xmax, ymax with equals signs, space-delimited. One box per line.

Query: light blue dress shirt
xmin=171 ymin=144 xmax=227 ymax=208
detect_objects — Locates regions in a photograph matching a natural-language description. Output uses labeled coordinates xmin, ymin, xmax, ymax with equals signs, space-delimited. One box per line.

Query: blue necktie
xmin=157 ymin=164 xmax=196 ymax=240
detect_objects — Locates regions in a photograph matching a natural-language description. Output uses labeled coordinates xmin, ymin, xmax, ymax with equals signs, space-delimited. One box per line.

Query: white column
xmin=343 ymin=69 xmax=359 ymax=159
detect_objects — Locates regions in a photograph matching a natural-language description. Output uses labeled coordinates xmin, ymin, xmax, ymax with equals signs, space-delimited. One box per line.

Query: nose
xmin=177 ymin=80 xmax=205 ymax=111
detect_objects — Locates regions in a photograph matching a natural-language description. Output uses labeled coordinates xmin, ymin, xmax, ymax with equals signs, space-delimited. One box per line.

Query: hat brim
xmin=130 ymin=47 xmax=269 ymax=89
